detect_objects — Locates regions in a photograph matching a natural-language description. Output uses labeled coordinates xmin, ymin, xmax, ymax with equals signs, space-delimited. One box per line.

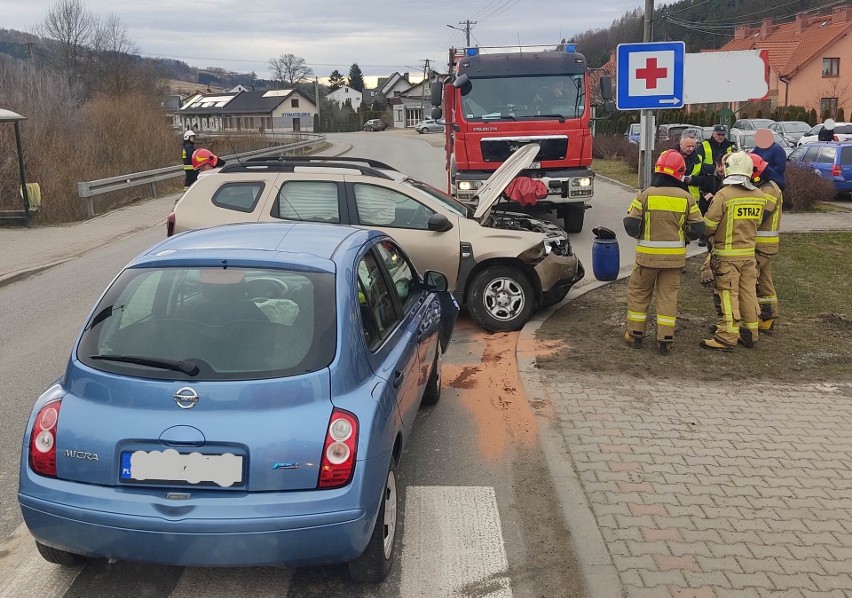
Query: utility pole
xmin=315 ymin=77 xmax=320 ymax=130
xmin=447 ymin=20 xmax=477 ymax=47
xmin=639 ymin=0 xmax=655 ymax=189
xmin=420 ymin=59 xmax=430 ymax=122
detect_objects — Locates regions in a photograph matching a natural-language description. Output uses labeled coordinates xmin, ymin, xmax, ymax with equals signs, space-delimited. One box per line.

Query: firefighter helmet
xmin=723 ymin=151 xmax=753 ymax=178
xmin=748 ymin=153 xmax=768 ymax=179
xmin=183 ymin=130 xmax=196 ymax=141
xmin=654 ymin=149 xmax=687 ymax=181
xmin=191 ymin=148 xmax=217 ymax=170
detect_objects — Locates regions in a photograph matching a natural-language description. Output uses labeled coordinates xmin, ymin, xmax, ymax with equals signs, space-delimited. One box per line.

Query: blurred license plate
xmin=120 ymin=449 xmax=243 ymax=487
xmin=529 ymin=161 xmax=540 ymax=169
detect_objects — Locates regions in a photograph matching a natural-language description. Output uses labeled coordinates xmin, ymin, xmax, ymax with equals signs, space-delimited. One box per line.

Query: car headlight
xmin=574 ymin=177 xmax=592 ymax=187
xmin=458 ymin=181 xmax=482 ymax=191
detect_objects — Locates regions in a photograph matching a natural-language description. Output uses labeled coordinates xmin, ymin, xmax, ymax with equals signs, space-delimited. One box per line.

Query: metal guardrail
xmin=76 ymin=133 xmax=326 ymax=218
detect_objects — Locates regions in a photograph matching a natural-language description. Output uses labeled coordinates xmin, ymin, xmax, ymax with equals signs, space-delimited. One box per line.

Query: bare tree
xmin=813 ymin=78 xmax=851 ymax=119
xmin=90 ymin=13 xmax=140 ymax=96
xmin=268 ymin=53 xmax=313 ymax=88
xmin=37 ymin=0 xmax=97 ymax=84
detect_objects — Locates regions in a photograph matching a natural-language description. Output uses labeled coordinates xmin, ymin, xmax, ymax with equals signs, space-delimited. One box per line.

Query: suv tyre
xmin=468 ymin=265 xmax=535 ymax=332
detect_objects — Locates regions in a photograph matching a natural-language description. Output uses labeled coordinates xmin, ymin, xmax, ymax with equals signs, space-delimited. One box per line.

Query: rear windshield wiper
xmin=89 ymin=354 xmax=199 ymax=376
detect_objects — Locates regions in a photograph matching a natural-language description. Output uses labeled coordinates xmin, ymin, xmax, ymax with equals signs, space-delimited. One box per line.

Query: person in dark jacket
xmin=818 ymin=118 xmax=836 ymax=141
xmin=703 ymin=125 xmax=735 ymax=165
xmin=676 ymin=131 xmax=713 ymax=202
xmin=751 ymin=128 xmax=786 ymax=190
xmin=182 ymin=130 xmax=197 ymax=188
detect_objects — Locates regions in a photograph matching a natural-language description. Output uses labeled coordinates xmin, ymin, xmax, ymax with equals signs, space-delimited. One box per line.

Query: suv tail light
xmin=318 ymin=409 xmax=358 ymax=489
xmin=167 ymin=212 xmax=176 ymax=237
xmin=30 ymin=400 xmax=62 ymax=477
xmin=832 ymin=164 xmax=842 ymax=177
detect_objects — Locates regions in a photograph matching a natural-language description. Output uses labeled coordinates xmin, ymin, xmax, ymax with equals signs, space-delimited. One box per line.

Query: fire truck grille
xmin=480 ymin=136 xmax=568 ymax=163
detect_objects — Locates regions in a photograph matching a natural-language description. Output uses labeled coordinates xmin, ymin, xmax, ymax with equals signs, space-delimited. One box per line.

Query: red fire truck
xmin=431 ymin=44 xmax=611 ymax=233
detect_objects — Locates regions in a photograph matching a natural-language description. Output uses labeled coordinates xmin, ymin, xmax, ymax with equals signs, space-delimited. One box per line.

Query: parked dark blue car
xmin=18 ymin=222 xmax=457 ymax=583
xmin=786 ymin=141 xmax=852 ymax=194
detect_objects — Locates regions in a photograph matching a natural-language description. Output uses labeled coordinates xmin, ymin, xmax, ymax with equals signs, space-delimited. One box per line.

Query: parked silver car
xmin=415 ymin=118 xmax=445 ymax=134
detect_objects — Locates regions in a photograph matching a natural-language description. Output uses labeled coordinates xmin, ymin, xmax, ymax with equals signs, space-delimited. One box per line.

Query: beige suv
xmin=169 ymin=144 xmax=584 ymax=331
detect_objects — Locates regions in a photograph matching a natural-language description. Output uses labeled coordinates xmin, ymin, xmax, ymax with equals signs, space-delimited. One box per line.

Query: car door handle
xmin=393 ymin=370 xmax=405 ymax=389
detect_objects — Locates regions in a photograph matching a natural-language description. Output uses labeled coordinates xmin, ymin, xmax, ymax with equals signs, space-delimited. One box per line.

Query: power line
xmin=666 ymin=0 xmax=844 ymax=28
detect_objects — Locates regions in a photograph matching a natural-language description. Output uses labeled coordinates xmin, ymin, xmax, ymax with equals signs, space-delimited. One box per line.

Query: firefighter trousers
xmin=712 ymin=258 xmax=760 ymax=347
xmin=755 ymin=252 xmax=778 ymax=320
xmin=626 ymin=265 xmax=681 ymax=342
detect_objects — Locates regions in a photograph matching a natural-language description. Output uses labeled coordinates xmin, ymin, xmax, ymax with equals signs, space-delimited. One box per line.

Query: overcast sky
xmin=1 ymin=0 xmax=645 ymax=84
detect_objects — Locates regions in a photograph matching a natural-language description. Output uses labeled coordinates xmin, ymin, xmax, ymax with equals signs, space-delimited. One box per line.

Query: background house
xmin=390 ymin=79 xmax=436 ymax=128
xmin=326 ymin=85 xmax=363 ymax=110
xmin=720 ymin=5 xmax=852 ymax=118
xmin=177 ymin=89 xmax=317 ymax=133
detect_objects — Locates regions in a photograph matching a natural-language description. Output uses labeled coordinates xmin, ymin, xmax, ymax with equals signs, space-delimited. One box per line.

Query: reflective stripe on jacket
xmin=626 ymin=186 xmax=703 ymax=268
xmin=756 ymin=180 xmax=783 ymax=256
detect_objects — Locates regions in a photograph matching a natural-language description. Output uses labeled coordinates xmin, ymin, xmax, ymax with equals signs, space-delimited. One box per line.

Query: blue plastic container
xmin=592 ymin=237 xmax=620 ymax=281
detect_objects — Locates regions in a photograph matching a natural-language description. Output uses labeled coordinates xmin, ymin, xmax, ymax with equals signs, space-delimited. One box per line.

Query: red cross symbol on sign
xmin=636 ymin=58 xmax=668 ymax=90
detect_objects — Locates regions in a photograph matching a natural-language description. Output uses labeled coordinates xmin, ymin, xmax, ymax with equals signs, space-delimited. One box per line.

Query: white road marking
xmin=400 ymin=486 xmax=513 ymax=597
xmin=0 ymin=523 xmax=82 ymax=598
xmin=170 ymin=567 xmax=293 ymax=597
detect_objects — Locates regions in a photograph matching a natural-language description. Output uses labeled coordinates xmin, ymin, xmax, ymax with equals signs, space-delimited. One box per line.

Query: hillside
xmin=573 ymin=0 xmax=837 ymax=66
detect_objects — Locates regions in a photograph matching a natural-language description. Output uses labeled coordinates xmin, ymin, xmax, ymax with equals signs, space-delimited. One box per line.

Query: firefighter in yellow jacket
xmin=701 ymin=151 xmax=775 ymax=351
xmin=623 ymin=150 xmax=705 ymax=355
xmin=749 ymin=153 xmax=782 ymax=333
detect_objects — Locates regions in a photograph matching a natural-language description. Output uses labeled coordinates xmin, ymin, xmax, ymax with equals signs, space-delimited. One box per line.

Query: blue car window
xmin=276 ymin=181 xmax=340 ymax=223
xmin=374 ymin=240 xmax=419 ymax=311
xmin=78 ymin=267 xmax=336 ymax=381
xmin=840 ymin=146 xmax=852 ymax=165
xmin=816 ymin=146 xmax=837 ymax=164
xmin=803 ymin=145 xmax=822 ymax=162
xmin=356 ymin=253 xmax=399 ymax=349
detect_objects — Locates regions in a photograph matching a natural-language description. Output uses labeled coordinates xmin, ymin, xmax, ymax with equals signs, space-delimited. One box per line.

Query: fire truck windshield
xmin=460 ymin=74 xmax=585 ymax=120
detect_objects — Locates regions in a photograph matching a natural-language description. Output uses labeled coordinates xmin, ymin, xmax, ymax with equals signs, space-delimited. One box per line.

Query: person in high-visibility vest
xmin=676 ymin=131 xmax=710 ymax=205
xmin=182 ymin=130 xmax=197 ymax=189
xmin=700 ymin=151 xmax=775 ymax=351
xmin=749 ymin=153 xmax=783 ymax=334
xmin=623 ymin=150 xmax=705 ymax=355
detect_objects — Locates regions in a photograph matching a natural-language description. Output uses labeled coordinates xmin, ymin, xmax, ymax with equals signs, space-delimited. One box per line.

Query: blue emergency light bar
xmin=466 ymin=48 xmax=479 ymax=56
xmin=565 ymin=44 xmax=577 ymax=52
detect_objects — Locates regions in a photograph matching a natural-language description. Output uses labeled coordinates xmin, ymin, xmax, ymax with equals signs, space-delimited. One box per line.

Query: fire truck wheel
xmin=560 ymin=205 xmax=585 ymax=233
xmin=468 ymin=265 xmax=535 ymax=332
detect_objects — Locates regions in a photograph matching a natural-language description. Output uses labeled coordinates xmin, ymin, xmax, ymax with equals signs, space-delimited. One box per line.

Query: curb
xmin=595 ymin=173 xmax=639 ymax=193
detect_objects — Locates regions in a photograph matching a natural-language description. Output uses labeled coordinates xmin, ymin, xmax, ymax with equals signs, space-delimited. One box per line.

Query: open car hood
xmin=473 ymin=143 xmax=541 ymax=222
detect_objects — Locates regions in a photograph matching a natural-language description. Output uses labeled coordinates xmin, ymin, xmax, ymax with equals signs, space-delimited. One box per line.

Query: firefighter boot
xmin=623 ymin=331 xmax=644 ymax=349
xmin=700 ymin=338 xmax=734 ymax=352
xmin=738 ymin=328 xmax=755 ymax=349
xmin=759 ymin=318 xmax=776 ymax=334
xmin=657 ymin=341 xmax=673 ymax=355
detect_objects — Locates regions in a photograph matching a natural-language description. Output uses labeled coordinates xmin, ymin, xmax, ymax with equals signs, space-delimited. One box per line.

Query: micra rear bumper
xmin=535 ymin=253 xmax=584 ymax=293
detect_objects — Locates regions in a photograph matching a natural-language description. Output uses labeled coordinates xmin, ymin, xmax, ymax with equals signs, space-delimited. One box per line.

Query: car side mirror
xmin=430 ymin=80 xmax=443 ymax=107
xmin=431 ymin=107 xmax=443 ymax=120
xmin=453 ymin=74 xmax=472 ymax=96
xmin=427 ymin=213 xmax=454 ymax=232
xmin=423 ymin=270 xmax=448 ymax=292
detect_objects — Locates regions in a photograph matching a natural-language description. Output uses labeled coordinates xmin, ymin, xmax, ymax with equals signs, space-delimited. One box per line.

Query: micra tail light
xmin=318 ymin=409 xmax=358 ymax=489
xmin=167 ymin=212 xmax=176 ymax=237
xmin=832 ymin=164 xmax=842 ymax=177
xmin=30 ymin=399 xmax=62 ymax=477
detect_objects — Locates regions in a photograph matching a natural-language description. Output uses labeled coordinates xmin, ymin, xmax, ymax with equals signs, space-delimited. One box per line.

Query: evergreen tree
xmin=328 ymin=69 xmax=345 ymax=91
xmin=348 ymin=63 xmax=365 ymax=92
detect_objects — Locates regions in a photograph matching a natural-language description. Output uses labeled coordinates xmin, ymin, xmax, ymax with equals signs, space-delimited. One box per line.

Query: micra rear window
xmin=841 ymin=146 xmax=852 ymax=165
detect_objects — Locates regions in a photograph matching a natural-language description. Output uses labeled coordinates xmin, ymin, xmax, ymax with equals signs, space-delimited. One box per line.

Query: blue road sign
xmin=616 ymin=42 xmax=685 ymax=110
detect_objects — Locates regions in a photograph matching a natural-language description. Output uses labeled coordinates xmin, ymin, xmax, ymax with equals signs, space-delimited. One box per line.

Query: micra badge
xmin=273 ymin=462 xmax=299 ymax=470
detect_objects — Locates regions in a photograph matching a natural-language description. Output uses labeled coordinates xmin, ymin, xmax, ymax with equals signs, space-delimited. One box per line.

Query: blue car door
xmin=373 ymin=240 xmax=436 ymax=432
xmin=357 ymin=248 xmax=420 ymax=437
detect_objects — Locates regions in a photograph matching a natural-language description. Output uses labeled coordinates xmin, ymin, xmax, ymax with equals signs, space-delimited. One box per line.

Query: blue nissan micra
xmin=18 ymin=222 xmax=457 ymax=583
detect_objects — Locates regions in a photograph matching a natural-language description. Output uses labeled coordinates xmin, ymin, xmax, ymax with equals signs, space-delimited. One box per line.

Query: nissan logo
xmin=173 ymin=387 xmax=200 ymax=409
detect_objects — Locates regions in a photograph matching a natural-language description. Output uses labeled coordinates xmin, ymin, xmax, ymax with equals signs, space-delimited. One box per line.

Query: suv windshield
xmin=78 ymin=266 xmax=336 ymax=381
xmin=461 ymin=74 xmax=585 ymax=120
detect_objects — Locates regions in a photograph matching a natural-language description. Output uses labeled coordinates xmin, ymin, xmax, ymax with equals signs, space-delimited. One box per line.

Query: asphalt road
xmin=0 ymin=130 xmax=636 ymax=597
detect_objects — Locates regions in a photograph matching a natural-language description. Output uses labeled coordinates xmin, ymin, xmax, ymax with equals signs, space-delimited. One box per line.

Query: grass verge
xmin=593 ymin=159 xmax=638 ymax=189
xmin=535 ymin=232 xmax=852 ymax=382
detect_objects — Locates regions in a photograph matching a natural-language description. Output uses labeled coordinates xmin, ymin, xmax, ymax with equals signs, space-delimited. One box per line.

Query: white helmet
xmin=824 ymin=118 xmax=836 ymax=129
xmin=723 ymin=151 xmax=754 ymax=178
xmin=183 ymin=130 xmax=196 ymax=141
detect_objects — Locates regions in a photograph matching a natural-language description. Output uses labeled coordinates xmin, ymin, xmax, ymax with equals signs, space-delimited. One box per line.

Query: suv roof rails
xmin=219 ymin=159 xmax=395 ymax=180
xmin=243 ymin=155 xmax=399 ymax=172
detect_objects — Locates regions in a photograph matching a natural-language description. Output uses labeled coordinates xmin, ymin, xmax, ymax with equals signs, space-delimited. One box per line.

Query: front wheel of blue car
xmin=348 ymin=459 xmax=398 ymax=583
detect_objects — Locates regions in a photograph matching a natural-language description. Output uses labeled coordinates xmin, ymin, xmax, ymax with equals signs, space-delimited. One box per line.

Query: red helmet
xmin=654 ymin=149 xmax=687 ymax=181
xmin=191 ymin=148 xmax=218 ymax=170
xmin=748 ymin=153 xmax=768 ymax=179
